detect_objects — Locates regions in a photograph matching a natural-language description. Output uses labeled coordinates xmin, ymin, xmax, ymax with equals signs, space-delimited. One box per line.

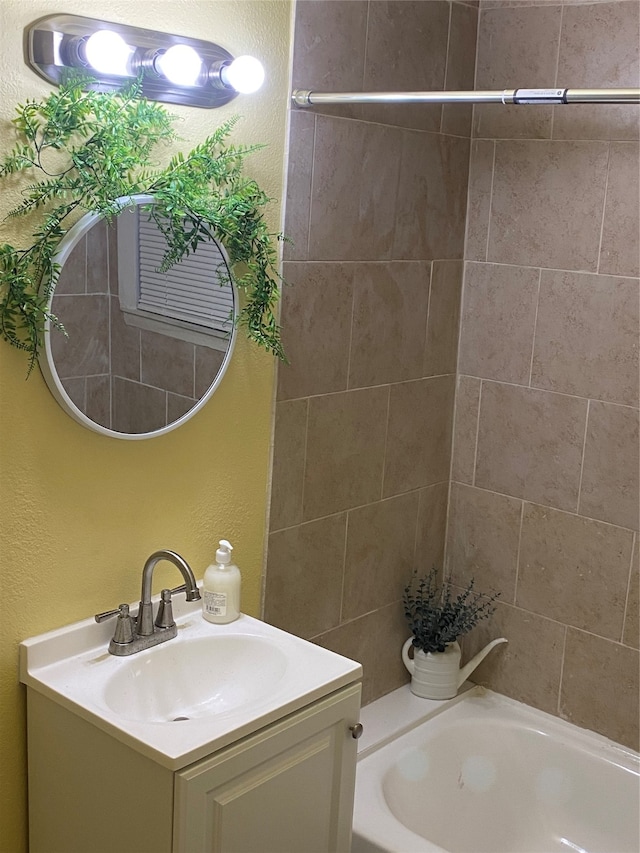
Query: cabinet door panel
xmin=174 ymin=685 xmax=361 ymax=853
xmin=209 ymin=728 xmax=335 ymax=852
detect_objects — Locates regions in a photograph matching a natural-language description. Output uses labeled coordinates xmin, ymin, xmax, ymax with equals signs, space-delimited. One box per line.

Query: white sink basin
xmin=19 ymin=597 xmax=362 ymax=770
xmin=104 ymin=634 xmax=288 ymax=722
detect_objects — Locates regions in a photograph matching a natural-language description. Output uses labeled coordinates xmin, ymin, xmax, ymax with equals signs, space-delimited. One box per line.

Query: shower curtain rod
xmin=292 ymin=87 xmax=640 ymax=106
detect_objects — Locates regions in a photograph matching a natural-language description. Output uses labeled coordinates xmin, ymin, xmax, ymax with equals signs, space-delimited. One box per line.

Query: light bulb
xmin=84 ymin=30 xmax=132 ymax=77
xmin=220 ymin=55 xmax=264 ymax=94
xmin=156 ymin=45 xmax=203 ymax=86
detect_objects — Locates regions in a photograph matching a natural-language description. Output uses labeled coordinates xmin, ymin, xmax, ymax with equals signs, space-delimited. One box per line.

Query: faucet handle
xmin=154 ymin=589 xmax=176 ymax=630
xmin=95 ymin=603 xmax=135 ymax=646
xmin=112 ymin=604 xmax=135 ymax=645
xmin=95 ymin=604 xmax=126 ymax=623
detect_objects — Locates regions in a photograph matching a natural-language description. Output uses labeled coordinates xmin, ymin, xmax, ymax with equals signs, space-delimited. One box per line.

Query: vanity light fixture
xmin=26 ymin=14 xmax=265 ymax=108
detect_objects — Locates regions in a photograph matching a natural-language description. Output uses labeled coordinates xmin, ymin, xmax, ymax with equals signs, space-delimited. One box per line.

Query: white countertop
xmin=19 ymin=597 xmax=362 ymax=770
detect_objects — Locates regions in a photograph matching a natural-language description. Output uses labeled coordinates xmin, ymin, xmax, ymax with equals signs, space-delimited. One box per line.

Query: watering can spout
xmin=458 ymin=637 xmax=508 ymax=688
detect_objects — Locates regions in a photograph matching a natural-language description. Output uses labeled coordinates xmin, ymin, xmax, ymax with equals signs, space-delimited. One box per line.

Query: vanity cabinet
xmin=27 ymin=682 xmax=361 ymax=853
xmin=174 ymin=683 xmax=360 ymax=852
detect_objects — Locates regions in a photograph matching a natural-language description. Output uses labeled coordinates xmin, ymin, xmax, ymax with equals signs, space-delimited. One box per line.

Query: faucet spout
xmin=138 ymin=549 xmax=201 ymax=636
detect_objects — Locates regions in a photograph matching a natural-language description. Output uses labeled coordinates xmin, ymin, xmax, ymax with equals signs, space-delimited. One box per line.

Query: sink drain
xmin=172 ymin=716 xmax=190 ymax=722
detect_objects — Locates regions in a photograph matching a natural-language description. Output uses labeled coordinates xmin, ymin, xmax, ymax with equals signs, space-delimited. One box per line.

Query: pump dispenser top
xmin=216 ymin=540 xmax=233 ymax=564
xmin=202 ymin=539 xmax=241 ymax=624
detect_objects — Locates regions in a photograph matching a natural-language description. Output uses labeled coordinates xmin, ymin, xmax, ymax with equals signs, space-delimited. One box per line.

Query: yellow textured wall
xmin=0 ymin=2 xmax=291 ymax=850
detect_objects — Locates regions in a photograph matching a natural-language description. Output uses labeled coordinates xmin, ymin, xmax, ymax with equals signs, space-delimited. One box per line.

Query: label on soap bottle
xmin=204 ymin=590 xmax=227 ymax=616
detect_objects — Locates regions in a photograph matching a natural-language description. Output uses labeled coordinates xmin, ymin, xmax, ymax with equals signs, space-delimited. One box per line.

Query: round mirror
xmin=39 ymin=196 xmax=238 ymax=439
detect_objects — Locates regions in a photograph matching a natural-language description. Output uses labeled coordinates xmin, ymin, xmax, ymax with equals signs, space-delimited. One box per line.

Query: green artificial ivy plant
xmin=0 ymin=76 xmax=285 ymax=373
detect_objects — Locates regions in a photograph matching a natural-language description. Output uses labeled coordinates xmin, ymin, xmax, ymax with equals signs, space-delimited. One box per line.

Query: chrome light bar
xmin=27 ymin=14 xmax=265 ymax=109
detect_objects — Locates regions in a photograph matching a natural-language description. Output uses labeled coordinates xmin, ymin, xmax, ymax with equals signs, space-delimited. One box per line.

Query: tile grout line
xmin=298 ymin=396 xmax=311 ymax=529
xmin=445 ymin=479 xmax=638 ymax=536
xmin=557 ymin=624 xmax=568 ymax=718
xmin=411 ymin=491 xmax=422 ymax=581
xmin=513 ymin=499 xmax=525 ymax=606
xmin=344 ymin=267 xmax=357 ymax=392
xmin=305 ymin=115 xmax=317 ymax=259
xmin=423 ymin=262 xmax=434 ymax=382
xmin=378 ymin=385 xmax=393 ymax=503
xmin=271 ymin=480 xmax=452 ymax=536
xmin=619 ymin=532 xmax=636 ymax=644
xmin=443 ymin=260 xmax=461 ymax=575
xmin=575 ymin=399 xmax=591 ymax=516
xmin=278 ymin=373 xmax=459 ymax=405
xmin=595 ymin=141 xmax=613 ymax=276
xmin=471 ymin=378 xmax=483 ymax=487
xmin=484 ymin=140 xmax=496 ymax=263
xmin=453 ymin=374 xmax=640 ymax=409
xmin=338 ymin=509 xmax=350 ymax=624
xmin=283 ymin=259 xmax=638 ymax=282
xmin=527 ymin=268 xmax=543 ymax=388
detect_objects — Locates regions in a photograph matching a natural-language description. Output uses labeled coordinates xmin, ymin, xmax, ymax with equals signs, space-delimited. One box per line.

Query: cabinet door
xmin=174 ymin=684 xmax=361 ymax=853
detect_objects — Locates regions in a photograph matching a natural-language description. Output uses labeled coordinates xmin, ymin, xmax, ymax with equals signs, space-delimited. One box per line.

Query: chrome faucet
xmin=95 ymin=549 xmax=201 ymax=656
xmin=137 ymin=549 xmax=201 ymax=636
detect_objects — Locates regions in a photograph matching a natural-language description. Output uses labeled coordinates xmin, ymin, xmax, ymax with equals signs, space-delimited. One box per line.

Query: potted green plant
xmin=402 ymin=568 xmax=506 ymax=699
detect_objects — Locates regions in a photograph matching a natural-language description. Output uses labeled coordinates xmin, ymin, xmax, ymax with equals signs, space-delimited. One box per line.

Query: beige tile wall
xmin=265 ymin=0 xmax=475 ymax=705
xmin=267 ymin=0 xmax=639 ymax=748
xmin=454 ymin=0 xmax=639 ymax=749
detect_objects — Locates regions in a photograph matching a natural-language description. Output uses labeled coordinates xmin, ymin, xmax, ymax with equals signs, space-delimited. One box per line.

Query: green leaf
xmin=0 ymin=76 xmax=286 ymax=372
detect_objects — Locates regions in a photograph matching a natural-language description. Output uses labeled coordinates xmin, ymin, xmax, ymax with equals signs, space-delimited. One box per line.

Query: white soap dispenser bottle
xmin=202 ymin=540 xmax=241 ymax=624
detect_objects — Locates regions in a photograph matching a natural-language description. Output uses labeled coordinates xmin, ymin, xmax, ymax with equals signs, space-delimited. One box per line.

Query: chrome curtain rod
xmin=292 ymin=87 xmax=640 ymax=106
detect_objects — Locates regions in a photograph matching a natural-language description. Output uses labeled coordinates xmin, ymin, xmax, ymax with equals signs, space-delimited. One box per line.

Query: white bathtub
xmin=352 ymin=685 xmax=639 ymax=853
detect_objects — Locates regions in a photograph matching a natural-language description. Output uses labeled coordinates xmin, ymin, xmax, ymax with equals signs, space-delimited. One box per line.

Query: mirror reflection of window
xmin=117 ymin=207 xmax=235 ymax=351
xmin=48 ymin=204 xmax=236 ymax=436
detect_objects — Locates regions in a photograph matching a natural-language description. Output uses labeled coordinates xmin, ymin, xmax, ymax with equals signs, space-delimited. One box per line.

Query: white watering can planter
xmin=402 ymin=637 xmax=508 ymax=700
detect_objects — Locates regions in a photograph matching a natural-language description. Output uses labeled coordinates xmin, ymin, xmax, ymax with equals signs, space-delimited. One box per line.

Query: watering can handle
xmin=402 ymin=637 xmax=415 ymax=675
